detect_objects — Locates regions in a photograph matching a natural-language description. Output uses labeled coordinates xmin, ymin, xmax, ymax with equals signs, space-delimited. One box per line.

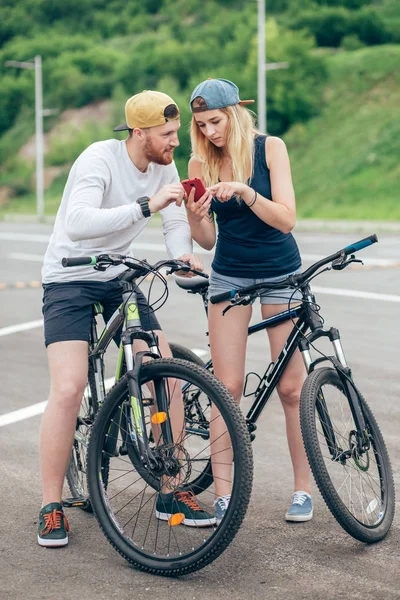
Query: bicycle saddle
xmin=174 ymin=276 xmax=209 ymax=293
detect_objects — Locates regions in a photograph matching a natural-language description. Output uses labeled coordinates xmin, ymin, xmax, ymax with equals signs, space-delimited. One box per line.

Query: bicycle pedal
xmin=62 ymin=496 xmax=91 ymax=509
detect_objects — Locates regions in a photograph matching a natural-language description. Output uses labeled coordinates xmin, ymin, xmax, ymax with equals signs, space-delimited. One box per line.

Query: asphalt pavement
xmin=0 ymin=222 xmax=399 ymax=600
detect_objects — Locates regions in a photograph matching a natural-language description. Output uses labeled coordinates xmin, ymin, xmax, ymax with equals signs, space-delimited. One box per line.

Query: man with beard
xmin=38 ymin=91 xmax=214 ymax=548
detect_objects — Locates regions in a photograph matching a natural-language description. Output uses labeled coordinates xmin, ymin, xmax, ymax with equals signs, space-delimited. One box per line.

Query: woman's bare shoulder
xmin=265 ymin=136 xmax=289 ymax=167
xmin=188 ymin=156 xmax=204 ymax=176
xmin=266 ymin=136 xmax=287 ymax=151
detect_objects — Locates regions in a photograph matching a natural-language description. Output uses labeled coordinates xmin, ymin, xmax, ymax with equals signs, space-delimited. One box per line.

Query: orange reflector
xmin=168 ymin=513 xmax=185 ymax=526
xmin=151 ymin=411 xmax=167 ymax=424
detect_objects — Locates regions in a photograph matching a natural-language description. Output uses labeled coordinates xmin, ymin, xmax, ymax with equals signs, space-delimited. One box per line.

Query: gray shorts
xmin=208 ymin=269 xmax=303 ymax=304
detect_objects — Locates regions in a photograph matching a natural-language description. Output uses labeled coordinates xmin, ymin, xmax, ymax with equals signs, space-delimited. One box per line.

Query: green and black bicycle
xmin=62 ymin=254 xmax=253 ymax=576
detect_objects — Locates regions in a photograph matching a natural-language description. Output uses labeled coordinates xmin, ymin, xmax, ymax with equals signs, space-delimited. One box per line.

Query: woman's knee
xmin=220 ymin=378 xmax=244 ymax=402
xmin=277 ymin=379 xmax=301 ymax=407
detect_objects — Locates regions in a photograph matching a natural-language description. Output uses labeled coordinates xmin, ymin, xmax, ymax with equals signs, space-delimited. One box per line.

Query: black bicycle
xmin=173 ymin=234 xmax=395 ymax=543
xmin=61 ymin=254 xmax=253 ymax=576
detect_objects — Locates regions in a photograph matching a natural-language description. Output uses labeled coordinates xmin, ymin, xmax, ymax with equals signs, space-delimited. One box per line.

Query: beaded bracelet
xmin=247 ymin=189 xmax=258 ymax=208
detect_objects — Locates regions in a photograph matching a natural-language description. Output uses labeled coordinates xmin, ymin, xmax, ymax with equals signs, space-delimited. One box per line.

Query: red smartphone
xmin=181 ymin=177 xmax=207 ymax=202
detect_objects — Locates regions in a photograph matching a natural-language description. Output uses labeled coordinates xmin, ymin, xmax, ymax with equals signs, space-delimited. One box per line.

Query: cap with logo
xmin=113 ymin=90 xmax=180 ymax=131
xmin=190 ymin=78 xmax=254 ymax=113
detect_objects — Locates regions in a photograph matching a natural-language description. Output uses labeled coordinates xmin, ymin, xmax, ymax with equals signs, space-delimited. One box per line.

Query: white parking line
xmin=0 ymin=376 xmax=115 ymax=427
xmin=9 ymin=252 xmax=44 ymax=262
xmin=0 ymin=319 xmax=44 ymax=337
xmin=3 ymin=238 xmax=399 ymax=267
xmin=312 ymin=286 xmax=400 ymax=303
xmin=0 ymin=401 xmax=48 ymax=427
xmin=0 ymin=233 xmax=50 ymax=243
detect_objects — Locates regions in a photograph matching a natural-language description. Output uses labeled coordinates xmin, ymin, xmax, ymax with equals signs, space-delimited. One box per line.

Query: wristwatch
xmin=136 ymin=196 xmax=151 ymax=218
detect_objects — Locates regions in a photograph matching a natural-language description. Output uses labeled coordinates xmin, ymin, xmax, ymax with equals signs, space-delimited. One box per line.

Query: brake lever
xmin=221 ymin=295 xmax=252 ymax=316
xmin=166 ymin=263 xmax=208 ymax=278
xmin=332 ymin=254 xmax=363 ymax=270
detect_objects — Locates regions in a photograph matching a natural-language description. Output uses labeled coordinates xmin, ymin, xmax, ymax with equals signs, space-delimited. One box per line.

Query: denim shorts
xmin=208 ymin=269 xmax=303 ymax=305
xmin=42 ymin=278 xmax=161 ymax=347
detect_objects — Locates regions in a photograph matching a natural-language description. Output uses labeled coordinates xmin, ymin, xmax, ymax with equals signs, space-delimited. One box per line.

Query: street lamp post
xmin=257 ymin=0 xmax=266 ymax=133
xmin=257 ymin=1 xmax=290 ymax=133
xmin=5 ymin=55 xmax=44 ymax=220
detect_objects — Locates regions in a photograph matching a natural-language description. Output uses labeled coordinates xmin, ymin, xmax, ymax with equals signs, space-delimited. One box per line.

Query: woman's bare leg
xmin=262 ymin=303 xmax=311 ymax=493
xmin=208 ymin=302 xmax=252 ymax=498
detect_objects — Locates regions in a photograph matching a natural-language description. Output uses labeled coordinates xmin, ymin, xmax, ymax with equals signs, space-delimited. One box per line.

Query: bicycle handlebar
xmin=61 ymin=254 xmax=208 ymax=280
xmin=62 ymin=256 xmax=98 ymax=267
xmin=209 ymin=234 xmax=378 ymax=304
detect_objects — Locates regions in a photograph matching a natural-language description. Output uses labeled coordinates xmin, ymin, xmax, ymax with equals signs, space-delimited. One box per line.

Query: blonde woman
xmin=185 ymin=78 xmax=312 ymax=524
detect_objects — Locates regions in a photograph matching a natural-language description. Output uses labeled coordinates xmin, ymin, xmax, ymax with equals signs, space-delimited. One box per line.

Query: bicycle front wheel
xmin=87 ymin=358 xmax=253 ymax=576
xmin=300 ymin=367 xmax=395 ymax=542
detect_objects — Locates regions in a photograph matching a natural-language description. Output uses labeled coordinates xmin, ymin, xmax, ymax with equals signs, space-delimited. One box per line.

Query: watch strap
xmin=136 ymin=196 xmax=151 ymax=218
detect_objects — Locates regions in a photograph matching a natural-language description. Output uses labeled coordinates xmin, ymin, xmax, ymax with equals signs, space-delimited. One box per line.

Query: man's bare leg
xmin=40 ymin=341 xmax=88 ymax=506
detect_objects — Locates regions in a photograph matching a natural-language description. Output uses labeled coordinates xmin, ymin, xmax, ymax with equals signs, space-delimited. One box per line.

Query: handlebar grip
xmin=209 ymin=289 xmax=236 ymax=304
xmin=191 ymin=269 xmax=209 ymax=279
xmin=344 ymin=234 xmax=378 ymax=256
xmin=62 ymin=256 xmax=97 ymax=267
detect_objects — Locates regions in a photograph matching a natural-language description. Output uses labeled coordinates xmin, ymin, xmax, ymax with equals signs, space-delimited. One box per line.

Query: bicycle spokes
xmin=315 ymin=382 xmax=384 ymax=526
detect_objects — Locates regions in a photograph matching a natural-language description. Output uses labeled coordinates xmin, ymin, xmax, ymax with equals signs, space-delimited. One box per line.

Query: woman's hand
xmin=208 ymin=182 xmax=251 ymax=202
xmin=184 ymin=187 xmax=213 ymax=222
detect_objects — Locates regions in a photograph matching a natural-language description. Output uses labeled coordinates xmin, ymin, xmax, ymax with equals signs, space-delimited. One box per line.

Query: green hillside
xmin=0 ymin=0 xmax=399 ymax=220
xmin=288 ymin=45 xmax=400 ymax=219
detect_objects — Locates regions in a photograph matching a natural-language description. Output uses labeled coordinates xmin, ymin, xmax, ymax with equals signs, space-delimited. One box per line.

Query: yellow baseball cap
xmin=113 ymin=90 xmax=180 ymax=131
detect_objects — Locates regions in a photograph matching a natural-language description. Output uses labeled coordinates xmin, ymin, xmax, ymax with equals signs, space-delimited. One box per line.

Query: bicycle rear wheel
xmin=87 ymin=358 xmax=253 ymax=576
xmin=169 ymin=343 xmax=213 ymax=495
xmin=300 ymin=367 xmax=395 ymax=542
xmin=66 ymin=363 xmax=110 ymax=510
xmin=66 ymin=364 xmax=98 ymax=512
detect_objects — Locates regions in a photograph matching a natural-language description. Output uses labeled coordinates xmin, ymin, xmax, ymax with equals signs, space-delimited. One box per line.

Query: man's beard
xmin=144 ymin=137 xmax=174 ymax=165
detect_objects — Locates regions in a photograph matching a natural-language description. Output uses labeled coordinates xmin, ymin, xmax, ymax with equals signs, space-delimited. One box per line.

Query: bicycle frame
xmin=86 ymin=280 xmax=174 ymax=469
xmin=190 ymin=284 xmax=367 ymax=439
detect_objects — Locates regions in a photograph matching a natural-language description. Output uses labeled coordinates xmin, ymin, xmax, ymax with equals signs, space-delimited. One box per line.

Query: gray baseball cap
xmin=190 ymin=78 xmax=254 ymax=113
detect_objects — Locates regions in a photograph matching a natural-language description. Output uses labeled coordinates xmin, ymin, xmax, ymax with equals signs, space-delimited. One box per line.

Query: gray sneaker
xmin=214 ymin=494 xmax=231 ymax=525
xmin=285 ymin=491 xmax=313 ymax=522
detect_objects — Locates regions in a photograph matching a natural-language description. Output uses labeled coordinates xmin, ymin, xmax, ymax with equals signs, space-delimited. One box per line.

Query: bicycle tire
xmin=66 ymin=362 xmax=110 ymax=510
xmin=169 ymin=343 xmax=213 ymax=495
xmin=300 ymin=367 xmax=395 ymax=542
xmin=169 ymin=343 xmax=205 ymax=367
xmin=66 ymin=363 xmax=98 ymax=512
xmin=87 ymin=358 xmax=253 ymax=576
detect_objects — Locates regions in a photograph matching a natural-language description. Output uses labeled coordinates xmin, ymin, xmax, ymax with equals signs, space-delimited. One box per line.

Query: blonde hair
xmin=190 ymin=99 xmax=257 ymax=187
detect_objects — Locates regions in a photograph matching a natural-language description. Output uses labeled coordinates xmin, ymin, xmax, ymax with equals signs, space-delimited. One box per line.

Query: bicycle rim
xmin=301 ymin=367 xmax=394 ymax=540
xmin=66 ymin=382 xmax=95 ymax=508
xmin=87 ymin=358 xmax=253 ymax=575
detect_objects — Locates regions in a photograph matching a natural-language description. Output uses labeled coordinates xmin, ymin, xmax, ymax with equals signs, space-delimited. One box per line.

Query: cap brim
xmin=113 ymin=123 xmax=130 ymax=131
xmin=239 ymin=99 xmax=255 ymax=106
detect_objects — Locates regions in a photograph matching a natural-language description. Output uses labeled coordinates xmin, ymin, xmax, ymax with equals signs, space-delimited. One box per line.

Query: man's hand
xmin=149 ymin=184 xmax=185 ymax=214
xmin=176 ymin=253 xmax=204 ymax=278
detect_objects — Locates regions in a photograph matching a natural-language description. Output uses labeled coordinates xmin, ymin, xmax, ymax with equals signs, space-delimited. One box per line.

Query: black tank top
xmin=211 ymin=134 xmax=301 ymax=278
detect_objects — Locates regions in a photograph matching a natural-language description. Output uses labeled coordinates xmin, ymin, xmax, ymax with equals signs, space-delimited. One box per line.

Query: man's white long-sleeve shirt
xmin=42 ymin=139 xmax=192 ymax=283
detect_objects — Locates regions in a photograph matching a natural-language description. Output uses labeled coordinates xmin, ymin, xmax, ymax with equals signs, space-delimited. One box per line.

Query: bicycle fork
xmin=300 ymin=325 xmax=369 ymax=461
xmin=120 ymin=291 xmax=176 ymax=476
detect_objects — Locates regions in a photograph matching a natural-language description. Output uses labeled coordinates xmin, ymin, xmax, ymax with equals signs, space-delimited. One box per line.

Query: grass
xmin=285 ymin=45 xmax=400 ymax=220
xmin=1 ymin=45 xmax=400 ymax=221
